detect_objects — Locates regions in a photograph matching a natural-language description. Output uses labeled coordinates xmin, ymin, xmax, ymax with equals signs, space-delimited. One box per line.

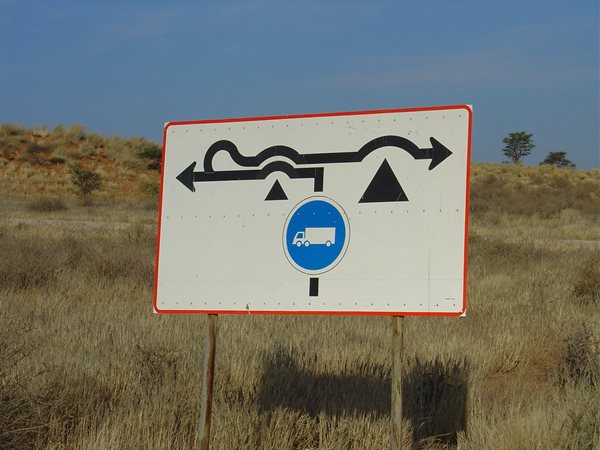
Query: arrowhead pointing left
xmin=428 ymin=137 xmax=452 ymax=170
xmin=176 ymin=162 xmax=197 ymax=192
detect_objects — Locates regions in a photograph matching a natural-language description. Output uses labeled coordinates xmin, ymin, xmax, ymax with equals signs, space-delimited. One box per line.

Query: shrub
xmin=48 ymin=155 xmax=66 ymax=165
xmin=540 ymin=151 xmax=575 ymax=168
xmin=71 ymin=164 xmax=102 ymax=197
xmin=26 ymin=143 xmax=53 ymax=165
xmin=137 ymin=143 xmax=162 ymax=170
xmin=0 ymin=123 xmax=26 ymax=137
xmin=26 ymin=143 xmax=50 ymax=155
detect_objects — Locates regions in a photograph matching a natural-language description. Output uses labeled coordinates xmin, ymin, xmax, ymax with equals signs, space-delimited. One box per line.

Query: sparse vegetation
xmin=0 ymin=124 xmax=161 ymax=199
xmin=0 ymin=125 xmax=598 ymax=448
xmin=0 ymin=196 xmax=598 ymax=448
xmin=470 ymin=163 xmax=600 ymax=217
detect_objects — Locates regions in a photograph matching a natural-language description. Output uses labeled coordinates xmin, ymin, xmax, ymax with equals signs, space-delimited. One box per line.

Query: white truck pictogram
xmin=292 ymin=227 xmax=336 ymax=247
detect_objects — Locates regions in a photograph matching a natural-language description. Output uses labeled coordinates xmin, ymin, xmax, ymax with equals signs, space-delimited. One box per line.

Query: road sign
xmin=284 ymin=197 xmax=349 ymax=275
xmin=154 ymin=105 xmax=472 ymax=315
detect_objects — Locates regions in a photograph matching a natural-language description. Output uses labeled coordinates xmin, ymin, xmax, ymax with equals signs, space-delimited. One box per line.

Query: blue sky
xmin=1 ymin=1 xmax=598 ymax=168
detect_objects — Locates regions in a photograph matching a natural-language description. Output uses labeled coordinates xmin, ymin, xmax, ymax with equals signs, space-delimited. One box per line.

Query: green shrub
xmin=71 ymin=164 xmax=102 ymax=197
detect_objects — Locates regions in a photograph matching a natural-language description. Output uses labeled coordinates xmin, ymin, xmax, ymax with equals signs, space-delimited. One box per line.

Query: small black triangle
xmin=265 ymin=180 xmax=288 ymax=201
xmin=359 ymin=159 xmax=408 ymax=203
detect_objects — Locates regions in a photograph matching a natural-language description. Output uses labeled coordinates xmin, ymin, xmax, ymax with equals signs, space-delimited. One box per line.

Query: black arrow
xmin=176 ymin=161 xmax=323 ymax=193
xmin=202 ymin=136 xmax=452 ymax=172
xmin=356 ymin=136 xmax=452 ymax=171
xmin=177 ymin=135 xmax=451 ymax=193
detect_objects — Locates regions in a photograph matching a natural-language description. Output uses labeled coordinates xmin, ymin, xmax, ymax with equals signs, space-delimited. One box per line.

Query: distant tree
xmin=502 ymin=131 xmax=535 ymax=164
xmin=71 ymin=164 xmax=101 ymax=197
xmin=540 ymin=151 xmax=575 ymax=168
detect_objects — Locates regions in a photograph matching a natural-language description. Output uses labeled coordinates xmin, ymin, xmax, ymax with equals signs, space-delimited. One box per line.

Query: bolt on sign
xmin=154 ymin=105 xmax=472 ymax=316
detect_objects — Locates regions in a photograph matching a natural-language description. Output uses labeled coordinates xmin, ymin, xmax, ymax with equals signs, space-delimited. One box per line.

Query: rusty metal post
xmin=391 ymin=316 xmax=404 ymax=450
xmin=199 ymin=314 xmax=218 ymax=450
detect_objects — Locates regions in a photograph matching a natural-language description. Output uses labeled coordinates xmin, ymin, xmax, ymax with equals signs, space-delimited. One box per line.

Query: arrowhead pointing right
xmin=428 ymin=137 xmax=452 ymax=170
xmin=176 ymin=162 xmax=197 ymax=192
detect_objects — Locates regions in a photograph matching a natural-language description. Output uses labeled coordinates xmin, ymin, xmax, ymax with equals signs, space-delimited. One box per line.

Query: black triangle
xmin=265 ymin=180 xmax=288 ymax=201
xmin=359 ymin=159 xmax=408 ymax=203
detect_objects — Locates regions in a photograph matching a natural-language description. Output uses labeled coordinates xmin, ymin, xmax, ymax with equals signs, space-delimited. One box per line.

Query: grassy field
xmin=1 ymin=199 xmax=598 ymax=450
xmin=1 ymin=127 xmax=599 ymax=449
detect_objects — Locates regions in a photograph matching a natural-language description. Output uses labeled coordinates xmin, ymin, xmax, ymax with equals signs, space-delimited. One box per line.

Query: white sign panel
xmin=154 ymin=105 xmax=472 ymax=316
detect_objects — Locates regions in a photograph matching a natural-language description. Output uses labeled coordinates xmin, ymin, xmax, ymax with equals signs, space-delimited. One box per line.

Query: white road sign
xmin=154 ymin=105 xmax=472 ymax=316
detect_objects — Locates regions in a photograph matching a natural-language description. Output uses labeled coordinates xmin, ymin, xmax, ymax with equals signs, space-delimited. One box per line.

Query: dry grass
xmin=27 ymin=197 xmax=67 ymax=213
xmin=471 ymin=163 xmax=600 ymax=217
xmin=1 ymin=197 xmax=599 ymax=449
xmin=1 ymin=132 xmax=599 ymax=448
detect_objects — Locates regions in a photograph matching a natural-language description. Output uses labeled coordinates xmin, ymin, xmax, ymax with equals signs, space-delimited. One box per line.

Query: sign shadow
xmin=257 ymin=347 xmax=468 ymax=448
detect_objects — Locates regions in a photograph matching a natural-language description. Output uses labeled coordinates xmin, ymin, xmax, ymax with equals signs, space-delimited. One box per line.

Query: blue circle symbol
xmin=283 ymin=197 xmax=350 ymax=274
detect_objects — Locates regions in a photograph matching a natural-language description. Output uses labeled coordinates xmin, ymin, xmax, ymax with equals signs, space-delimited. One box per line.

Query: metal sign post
xmin=198 ymin=314 xmax=218 ymax=450
xmin=391 ymin=316 xmax=404 ymax=450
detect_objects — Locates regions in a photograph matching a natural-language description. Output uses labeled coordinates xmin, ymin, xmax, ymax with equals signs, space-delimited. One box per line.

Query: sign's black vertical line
xmin=309 ymin=278 xmax=319 ymax=297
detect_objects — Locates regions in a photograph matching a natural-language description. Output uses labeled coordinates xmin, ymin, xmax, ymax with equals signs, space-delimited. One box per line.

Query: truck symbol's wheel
xmin=304 ymin=241 xmax=310 ymax=247
xmin=296 ymin=241 xmax=302 ymax=247
xmin=325 ymin=241 xmax=331 ymax=247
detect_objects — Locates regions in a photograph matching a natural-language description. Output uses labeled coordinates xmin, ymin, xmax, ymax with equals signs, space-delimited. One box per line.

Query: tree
xmin=71 ymin=164 xmax=101 ymax=197
xmin=502 ymin=131 xmax=535 ymax=164
xmin=540 ymin=151 xmax=575 ymax=168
